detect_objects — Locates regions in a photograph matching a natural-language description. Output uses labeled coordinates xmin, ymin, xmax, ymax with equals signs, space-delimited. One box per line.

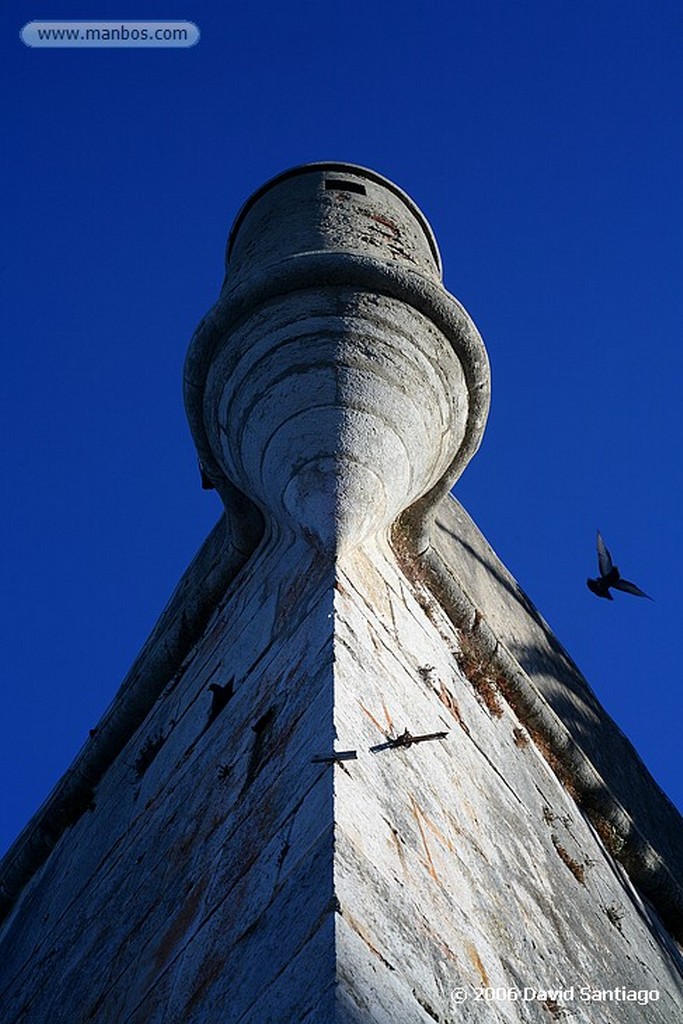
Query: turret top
xmin=225 ymin=162 xmax=443 ymax=287
xmin=185 ymin=162 xmax=491 ymax=549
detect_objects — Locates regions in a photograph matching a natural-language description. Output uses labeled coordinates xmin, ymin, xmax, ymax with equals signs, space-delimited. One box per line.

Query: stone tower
xmin=1 ymin=163 xmax=681 ymax=1023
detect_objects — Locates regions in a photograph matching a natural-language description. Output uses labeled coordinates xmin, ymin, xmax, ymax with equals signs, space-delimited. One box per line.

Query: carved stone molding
xmin=184 ymin=163 xmax=490 ymax=555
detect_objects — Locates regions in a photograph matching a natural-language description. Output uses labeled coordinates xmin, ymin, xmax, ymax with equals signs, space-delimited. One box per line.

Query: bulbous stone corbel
xmin=184 ymin=162 xmax=490 ymax=558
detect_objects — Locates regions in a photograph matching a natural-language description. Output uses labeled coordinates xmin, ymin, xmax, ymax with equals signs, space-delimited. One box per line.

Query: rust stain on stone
xmin=381 ymin=701 xmax=394 ymax=734
xmin=409 ymin=795 xmax=439 ymax=882
xmin=465 ymin=940 xmax=490 ymax=987
xmin=368 ymin=212 xmax=400 ymax=237
xmin=283 ymin=652 xmax=306 ymax=687
xmin=343 ymin=909 xmax=395 ymax=971
xmin=388 ymin=824 xmax=408 ymax=875
xmin=274 ymin=570 xmax=312 ymax=633
xmin=358 ymin=701 xmax=388 ymax=737
xmin=368 ymin=625 xmax=383 ymax=654
xmin=168 ymin=816 xmax=203 ymax=870
xmin=153 ymin=874 xmax=209 ymax=970
xmin=438 ymin=682 xmax=470 ymax=735
xmin=183 ymin=951 xmax=227 ymax=1015
xmin=352 ymin=551 xmax=391 ymax=619
xmin=551 ymin=835 xmax=586 ymax=884
xmin=411 ymin=796 xmax=456 ymax=855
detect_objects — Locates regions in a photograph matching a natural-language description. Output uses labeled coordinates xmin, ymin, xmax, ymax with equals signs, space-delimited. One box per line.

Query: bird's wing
xmin=596 ymin=530 xmax=614 ymax=576
xmin=612 ymin=578 xmax=652 ymax=600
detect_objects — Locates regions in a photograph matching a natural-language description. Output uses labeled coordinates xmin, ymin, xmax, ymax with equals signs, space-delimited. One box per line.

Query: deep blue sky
xmin=1 ymin=2 xmax=681 ymax=857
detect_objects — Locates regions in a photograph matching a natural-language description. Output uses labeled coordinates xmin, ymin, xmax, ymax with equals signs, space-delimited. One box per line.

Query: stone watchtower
xmin=1 ymin=163 xmax=681 ymax=1022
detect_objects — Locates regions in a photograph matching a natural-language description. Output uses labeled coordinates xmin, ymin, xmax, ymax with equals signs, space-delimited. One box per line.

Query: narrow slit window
xmin=325 ymin=179 xmax=366 ymax=195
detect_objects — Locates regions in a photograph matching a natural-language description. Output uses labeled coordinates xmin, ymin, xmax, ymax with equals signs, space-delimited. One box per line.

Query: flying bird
xmin=587 ymin=531 xmax=652 ymax=601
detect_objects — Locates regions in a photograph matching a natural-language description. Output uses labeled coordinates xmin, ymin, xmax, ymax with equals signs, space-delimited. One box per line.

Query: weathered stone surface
xmin=432 ymin=500 xmax=683 ymax=886
xmin=5 ymin=531 xmax=679 ymax=1023
xmin=0 ymin=536 xmax=337 ymax=1023
xmin=331 ymin=542 xmax=683 ymax=1022
xmin=1 ymin=163 xmax=681 ymax=1023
